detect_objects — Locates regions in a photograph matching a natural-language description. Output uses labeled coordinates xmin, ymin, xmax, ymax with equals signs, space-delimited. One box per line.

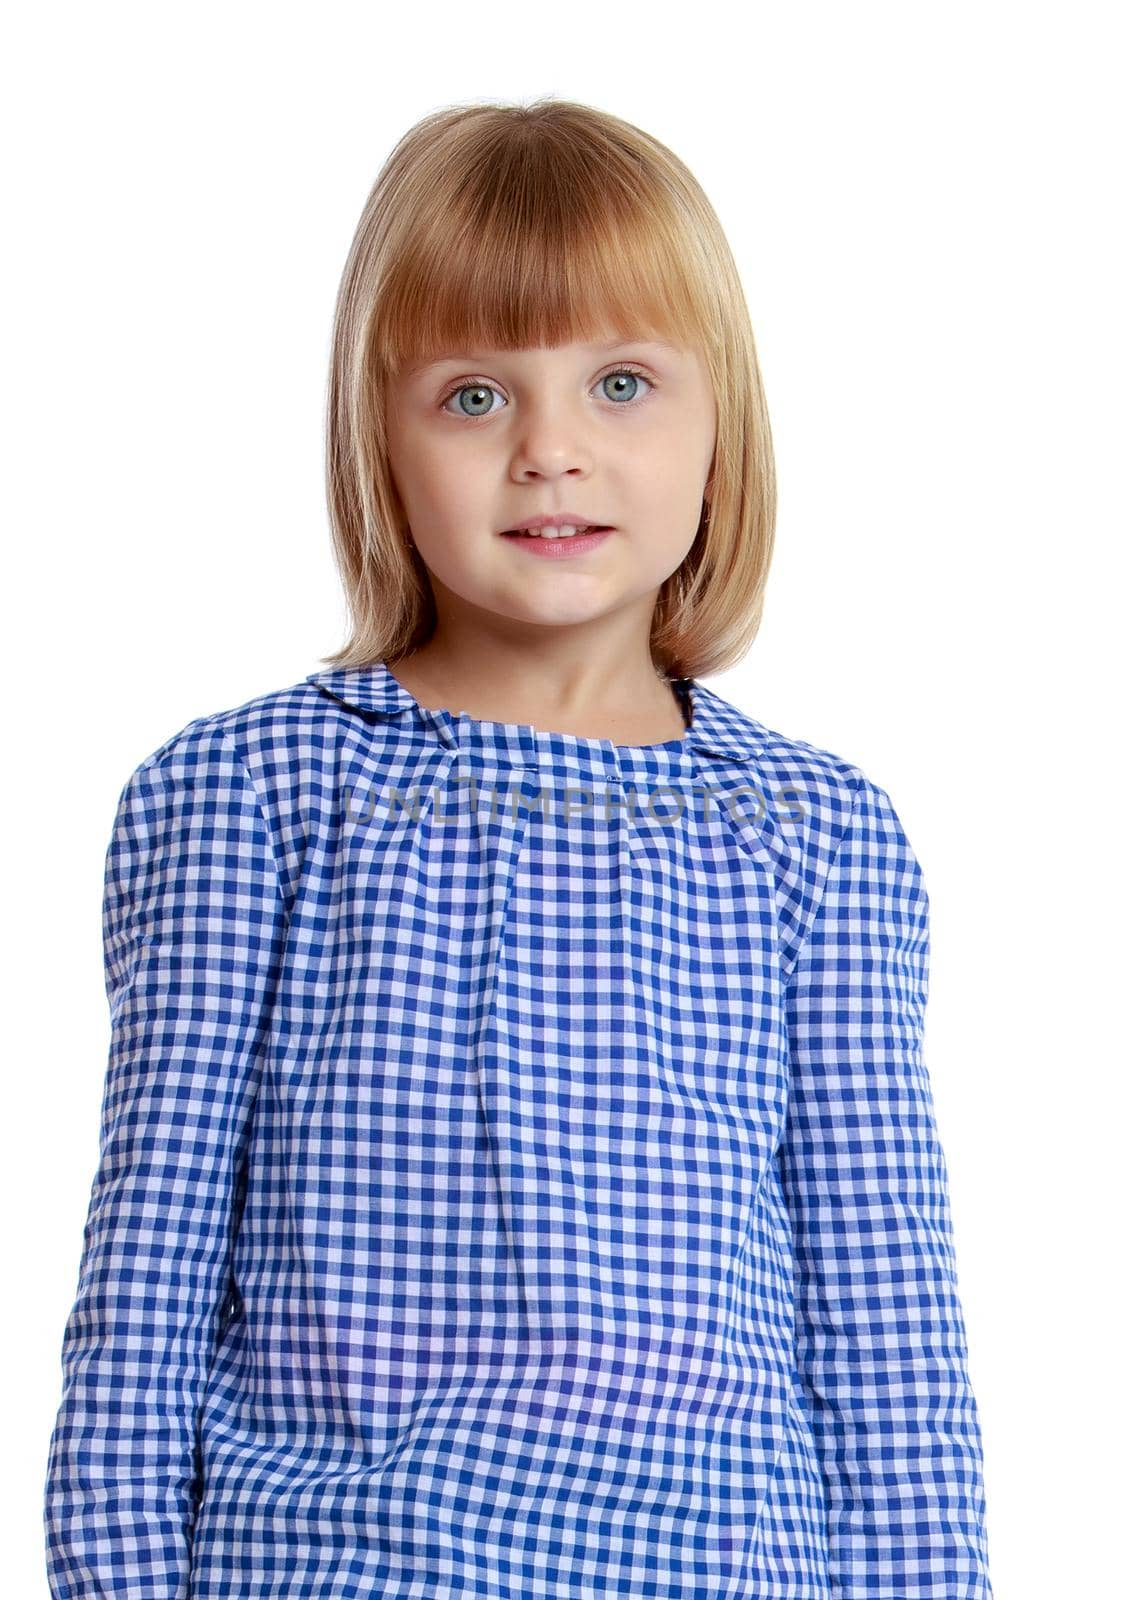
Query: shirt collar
xmin=305 ymin=660 xmax=767 ymax=765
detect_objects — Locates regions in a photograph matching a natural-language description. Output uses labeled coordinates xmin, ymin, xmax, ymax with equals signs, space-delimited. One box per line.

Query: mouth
xmin=500 ymin=525 xmax=615 ymax=539
xmin=499 ymin=525 xmax=616 ymax=557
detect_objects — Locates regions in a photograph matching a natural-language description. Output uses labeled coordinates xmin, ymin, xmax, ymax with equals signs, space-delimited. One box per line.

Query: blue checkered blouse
xmin=44 ymin=660 xmax=993 ymax=1599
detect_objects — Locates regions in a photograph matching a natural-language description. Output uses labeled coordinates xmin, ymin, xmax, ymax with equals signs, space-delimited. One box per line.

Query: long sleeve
xmin=43 ymin=727 xmax=289 ymax=1600
xmin=777 ymin=776 xmax=992 ymax=1599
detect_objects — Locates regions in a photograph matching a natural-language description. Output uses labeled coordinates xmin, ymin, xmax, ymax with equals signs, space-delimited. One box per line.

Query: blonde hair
xmin=322 ymin=97 xmax=776 ymax=680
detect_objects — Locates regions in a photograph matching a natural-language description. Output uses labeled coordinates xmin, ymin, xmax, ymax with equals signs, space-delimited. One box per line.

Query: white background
xmin=6 ymin=3 xmax=1138 ymax=1594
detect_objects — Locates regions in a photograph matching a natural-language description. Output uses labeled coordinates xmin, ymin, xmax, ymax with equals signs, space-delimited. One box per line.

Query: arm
xmin=43 ymin=726 xmax=288 ymax=1600
xmin=777 ymin=775 xmax=993 ymax=1599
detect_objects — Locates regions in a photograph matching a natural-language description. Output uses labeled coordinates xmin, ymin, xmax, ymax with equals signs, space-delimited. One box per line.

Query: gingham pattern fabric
xmin=44 ymin=661 xmax=992 ymax=1599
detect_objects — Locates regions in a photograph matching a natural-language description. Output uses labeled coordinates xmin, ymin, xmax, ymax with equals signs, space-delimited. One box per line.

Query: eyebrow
xmin=404 ymin=340 xmax=683 ymax=378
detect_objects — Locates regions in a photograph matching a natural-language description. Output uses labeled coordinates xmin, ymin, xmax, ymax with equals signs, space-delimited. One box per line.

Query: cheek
xmin=419 ymin=451 xmax=497 ymax=517
xmin=616 ymin=527 xmax=700 ymax=594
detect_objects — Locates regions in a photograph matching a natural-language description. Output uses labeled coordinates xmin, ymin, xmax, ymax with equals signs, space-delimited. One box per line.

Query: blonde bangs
xmin=370 ymin=141 xmax=715 ymax=380
xmin=324 ymin=99 xmax=776 ymax=679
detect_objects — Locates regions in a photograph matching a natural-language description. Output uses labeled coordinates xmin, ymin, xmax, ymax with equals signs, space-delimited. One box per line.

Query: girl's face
xmin=386 ymin=335 xmax=716 ymax=639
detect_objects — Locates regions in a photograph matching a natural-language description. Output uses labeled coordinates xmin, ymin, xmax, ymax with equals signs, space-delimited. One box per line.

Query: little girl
xmin=44 ymin=99 xmax=993 ymax=1599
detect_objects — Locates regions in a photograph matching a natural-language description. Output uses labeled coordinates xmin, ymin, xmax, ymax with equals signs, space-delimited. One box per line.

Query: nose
xmin=509 ymin=394 xmax=596 ymax=481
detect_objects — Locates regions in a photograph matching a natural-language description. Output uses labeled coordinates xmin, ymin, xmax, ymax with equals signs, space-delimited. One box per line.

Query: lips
xmin=500 ymin=525 xmax=616 ymax=557
xmin=501 ymin=525 xmax=613 ymax=537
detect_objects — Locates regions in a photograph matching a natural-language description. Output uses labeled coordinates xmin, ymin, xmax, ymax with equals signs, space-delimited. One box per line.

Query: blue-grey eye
xmin=453 ymin=384 xmax=499 ymax=417
xmin=600 ymin=370 xmax=645 ymax=403
xmin=443 ymin=367 xmax=651 ymax=418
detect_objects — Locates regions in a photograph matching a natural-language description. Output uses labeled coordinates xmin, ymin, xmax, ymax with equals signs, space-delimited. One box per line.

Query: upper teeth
xmin=517 ymin=524 xmax=598 ymax=538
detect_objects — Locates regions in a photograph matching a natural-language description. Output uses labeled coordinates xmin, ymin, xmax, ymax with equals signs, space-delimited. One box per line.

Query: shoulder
xmin=112 ymin=674 xmax=367 ymax=894
xmin=691 ymin=680 xmax=925 ymax=969
xmin=689 ymin=677 xmax=894 ymax=848
xmin=128 ymin=672 xmax=349 ymax=776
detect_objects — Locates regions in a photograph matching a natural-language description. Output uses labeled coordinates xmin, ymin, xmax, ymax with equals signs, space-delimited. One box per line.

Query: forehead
xmin=401 ymin=337 xmax=688 ymax=380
